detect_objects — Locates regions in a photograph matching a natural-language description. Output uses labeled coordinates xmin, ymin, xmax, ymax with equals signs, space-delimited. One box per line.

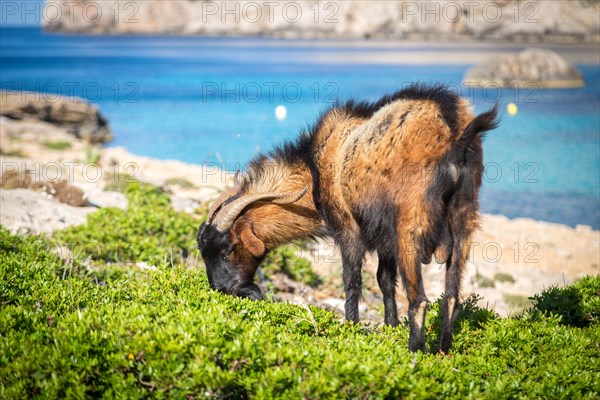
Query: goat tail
xmin=451 ymin=104 xmax=500 ymax=161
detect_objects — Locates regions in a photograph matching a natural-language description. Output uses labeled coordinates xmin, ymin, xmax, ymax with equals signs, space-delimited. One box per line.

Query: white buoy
xmin=275 ymin=105 xmax=287 ymax=121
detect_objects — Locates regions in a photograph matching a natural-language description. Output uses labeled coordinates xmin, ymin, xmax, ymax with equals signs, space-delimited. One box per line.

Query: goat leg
xmin=439 ymin=242 xmax=467 ymax=354
xmin=397 ymin=245 xmax=428 ymax=352
xmin=377 ymin=256 xmax=400 ymax=326
xmin=341 ymin=246 xmax=365 ymax=324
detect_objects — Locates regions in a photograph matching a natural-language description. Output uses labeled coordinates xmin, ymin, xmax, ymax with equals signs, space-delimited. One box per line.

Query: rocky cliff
xmin=43 ymin=0 xmax=600 ymax=43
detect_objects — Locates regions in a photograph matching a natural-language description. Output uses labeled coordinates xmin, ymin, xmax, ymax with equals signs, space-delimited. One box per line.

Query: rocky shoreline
xmin=43 ymin=0 xmax=600 ymax=44
xmin=1 ymin=93 xmax=598 ymax=319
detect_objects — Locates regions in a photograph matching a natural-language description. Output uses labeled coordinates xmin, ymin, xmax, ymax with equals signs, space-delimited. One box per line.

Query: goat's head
xmin=197 ymin=185 xmax=309 ymax=300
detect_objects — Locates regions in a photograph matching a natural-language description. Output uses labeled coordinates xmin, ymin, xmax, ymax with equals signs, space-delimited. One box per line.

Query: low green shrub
xmin=2 ymin=225 xmax=599 ymax=398
xmin=42 ymin=140 xmax=72 ymax=150
xmin=165 ymin=177 xmax=195 ymax=189
xmin=504 ymin=294 xmax=533 ymax=311
xmin=494 ymin=272 xmax=516 ymax=283
xmin=2 ymin=185 xmax=600 ymax=398
xmin=0 ymin=147 xmax=26 ymax=157
xmin=54 ymin=182 xmax=200 ymax=267
xmin=102 ymin=172 xmax=140 ymax=193
xmin=262 ymin=243 xmax=322 ymax=287
xmin=85 ymin=147 xmax=101 ymax=165
xmin=425 ymin=293 xmax=498 ymax=352
xmin=530 ymin=276 xmax=600 ymax=326
xmin=475 ymin=272 xmax=495 ymax=288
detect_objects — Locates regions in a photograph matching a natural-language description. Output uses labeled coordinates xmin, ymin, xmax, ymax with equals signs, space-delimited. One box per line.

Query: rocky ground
xmin=1 ymin=94 xmax=598 ymax=322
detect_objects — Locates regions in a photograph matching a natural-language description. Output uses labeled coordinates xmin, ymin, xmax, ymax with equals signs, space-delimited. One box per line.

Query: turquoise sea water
xmin=1 ymin=27 xmax=599 ymax=228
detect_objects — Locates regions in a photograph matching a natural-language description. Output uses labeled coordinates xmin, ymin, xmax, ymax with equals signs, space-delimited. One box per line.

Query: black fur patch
xmin=450 ymin=104 xmax=499 ymax=164
xmin=197 ymin=223 xmax=235 ymax=290
xmin=352 ymin=197 xmax=398 ymax=259
xmin=423 ymin=104 xmax=499 ymax=259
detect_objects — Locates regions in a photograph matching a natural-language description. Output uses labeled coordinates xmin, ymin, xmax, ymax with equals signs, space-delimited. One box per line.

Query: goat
xmin=197 ymin=84 xmax=499 ymax=353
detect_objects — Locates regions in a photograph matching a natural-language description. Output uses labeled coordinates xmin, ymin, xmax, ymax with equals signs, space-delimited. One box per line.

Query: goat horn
xmin=213 ymin=185 xmax=310 ymax=232
xmin=206 ymin=187 xmax=239 ymax=224
xmin=205 ymin=170 xmax=244 ymax=223
xmin=233 ymin=170 xmax=242 ymax=187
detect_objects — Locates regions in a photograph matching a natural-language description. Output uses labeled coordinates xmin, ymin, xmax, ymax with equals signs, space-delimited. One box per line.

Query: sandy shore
xmin=1 ymin=115 xmax=598 ymax=319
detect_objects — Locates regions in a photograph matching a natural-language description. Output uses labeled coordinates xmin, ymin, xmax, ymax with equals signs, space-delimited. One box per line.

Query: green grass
xmin=475 ymin=272 xmax=495 ymax=288
xmin=54 ymin=182 xmax=198 ymax=267
xmin=42 ymin=140 xmax=72 ymax=150
xmin=1 ymin=184 xmax=599 ymax=398
xmin=103 ymin=172 xmax=140 ymax=193
xmin=503 ymin=293 xmax=533 ymax=310
xmin=85 ymin=147 xmax=101 ymax=165
xmin=262 ymin=243 xmax=322 ymax=288
xmin=0 ymin=147 xmax=26 ymax=157
xmin=165 ymin=177 xmax=195 ymax=189
xmin=494 ymin=272 xmax=516 ymax=284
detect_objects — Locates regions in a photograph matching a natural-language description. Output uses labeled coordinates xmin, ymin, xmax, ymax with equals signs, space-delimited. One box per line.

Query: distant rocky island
xmin=465 ymin=48 xmax=586 ymax=88
xmin=43 ymin=0 xmax=600 ymax=44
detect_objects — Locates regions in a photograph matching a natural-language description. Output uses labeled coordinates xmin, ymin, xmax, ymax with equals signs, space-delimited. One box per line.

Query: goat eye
xmin=221 ymin=245 xmax=234 ymax=259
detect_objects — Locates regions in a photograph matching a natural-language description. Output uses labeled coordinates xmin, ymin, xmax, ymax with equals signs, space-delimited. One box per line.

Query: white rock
xmin=85 ymin=189 xmax=128 ymax=209
xmin=322 ymin=298 xmax=345 ymax=311
xmin=0 ymin=188 xmax=94 ymax=235
xmin=170 ymin=196 xmax=199 ymax=213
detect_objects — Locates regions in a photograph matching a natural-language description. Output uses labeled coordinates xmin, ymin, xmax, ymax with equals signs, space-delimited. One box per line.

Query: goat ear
xmin=238 ymin=225 xmax=266 ymax=258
